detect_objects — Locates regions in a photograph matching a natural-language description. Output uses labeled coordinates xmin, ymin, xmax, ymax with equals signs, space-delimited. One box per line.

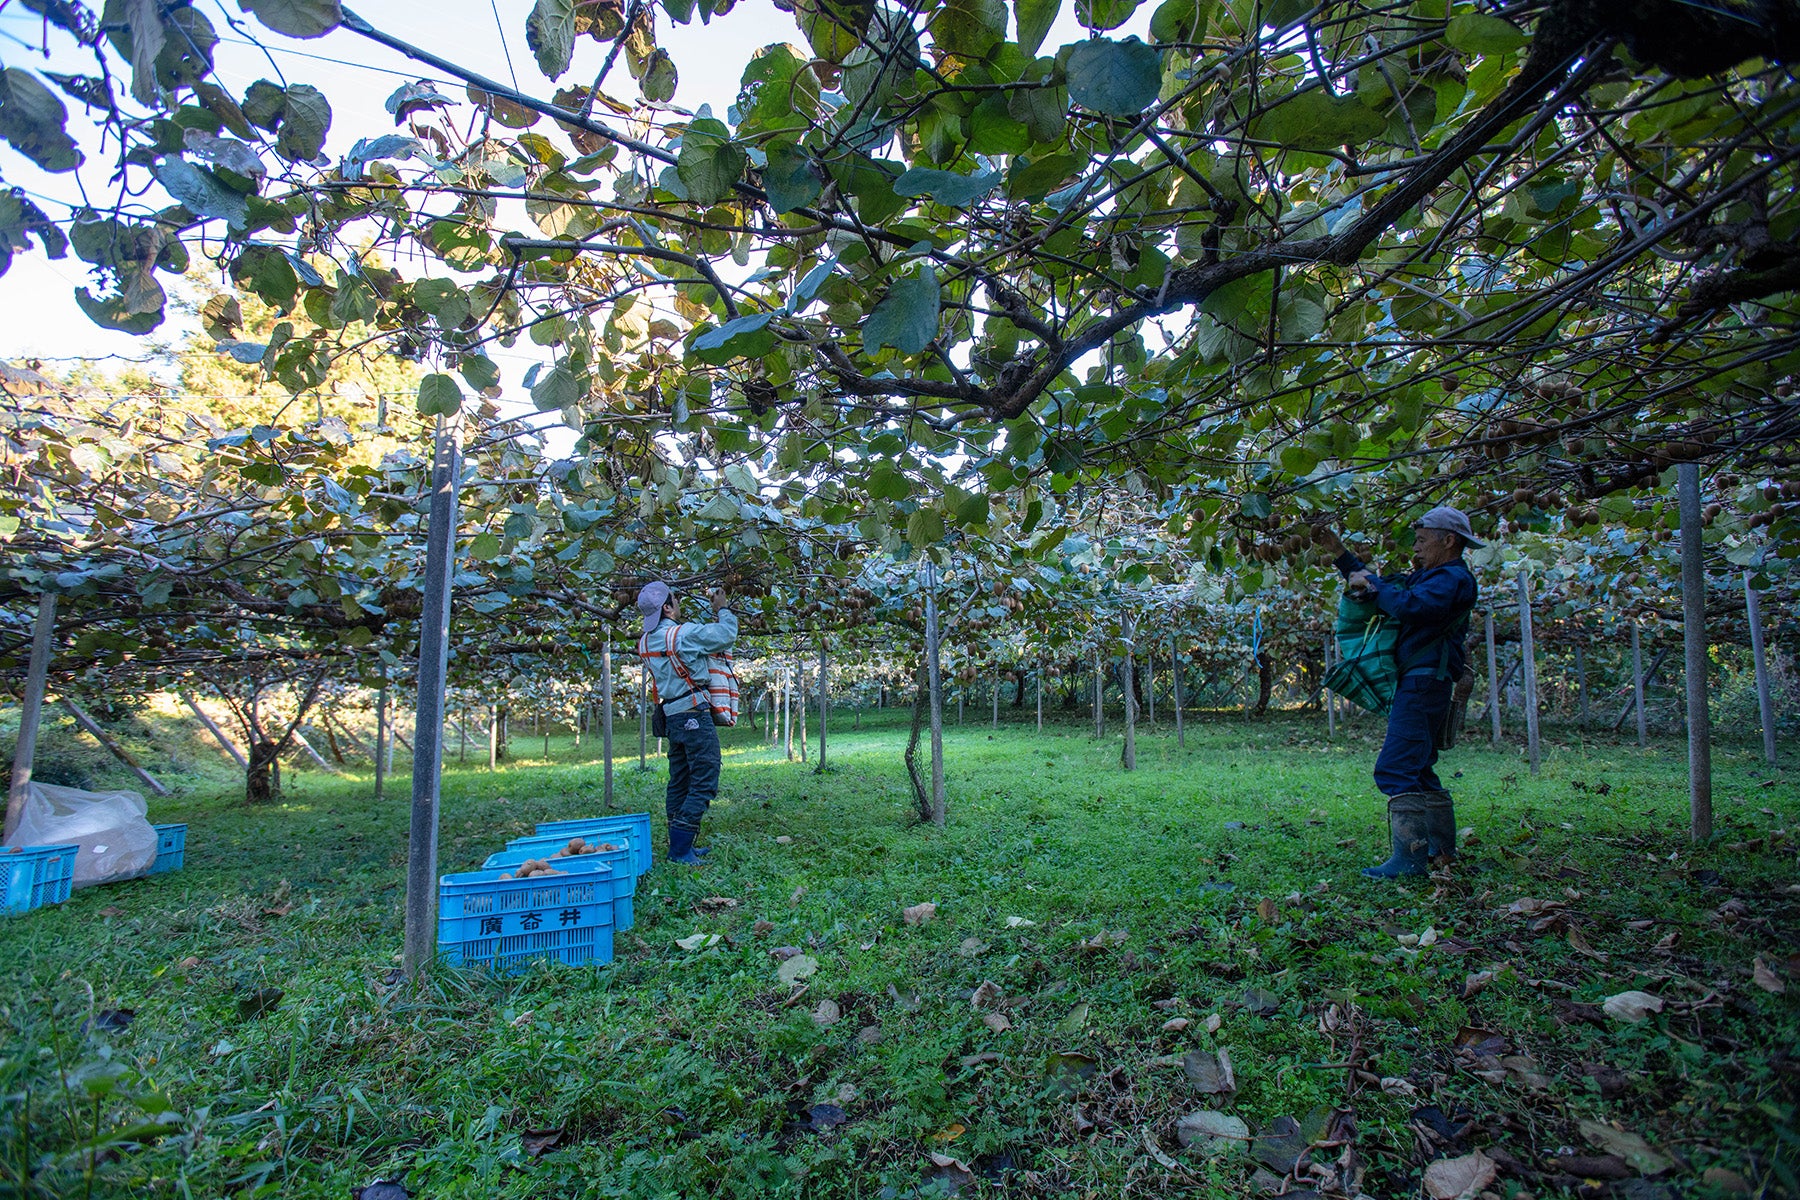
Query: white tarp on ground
xmin=4 ymin=782 xmax=157 ymax=886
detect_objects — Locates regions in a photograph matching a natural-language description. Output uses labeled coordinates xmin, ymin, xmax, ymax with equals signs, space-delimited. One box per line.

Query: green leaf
xmin=1064 ymin=37 xmax=1162 ymax=118
xmin=761 ymin=142 xmax=823 ymax=213
xmin=863 ymin=266 xmax=940 ymax=354
xmin=470 ymin=532 xmax=503 ymax=561
xmin=937 ymin=0 xmax=1007 ymax=59
xmin=200 ymin=294 xmax=243 ymax=339
xmin=413 ymin=277 xmax=470 ymax=328
xmin=676 ymin=118 xmax=747 ymax=205
xmin=694 ymin=311 xmax=776 ymax=353
xmin=1075 ymin=0 xmax=1143 ymax=31
xmin=642 ymin=48 xmax=678 ymax=102
xmin=75 ymin=286 xmax=163 ymax=333
xmin=238 ymin=0 xmax=342 ymax=38
xmin=1006 ymin=152 xmax=1080 ymax=201
xmin=531 ymin=363 xmax=582 ymax=409
xmin=906 ymin=506 xmax=946 ymax=546
xmin=1014 ymin=0 xmax=1059 ymax=55
xmin=153 ymin=160 xmax=249 ymax=231
xmin=416 ymin=372 xmax=463 ymax=416
xmin=1445 ymin=13 xmax=1526 ymax=55
xmin=0 ymin=68 xmax=81 ymax=172
xmin=526 ymin=0 xmax=576 ymax=79
xmin=1248 ymin=88 xmax=1384 ymax=151
xmin=1149 ymin=0 xmax=1205 ymax=41
xmin=893 ymin=167 xmax=1001 ymax=205
xmin=274 ymin=84 xmax=330 ymax=160
xmin=459 ymin=353 xmax=502 ymax=392
xmin=796 ymin=0 xmax=872 ymax=62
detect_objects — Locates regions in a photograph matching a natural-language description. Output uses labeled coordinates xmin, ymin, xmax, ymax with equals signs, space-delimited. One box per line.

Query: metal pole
xmin=489 ymin=703 xmax=499 ymax=771
xmin=1325 ymin=635 xmax=1336 ymax=738
xmin=1745 ymin=574 xmax=1778 ymax=766
xmin=1518 ymin=574 xmax=1541 ymax=775
xmin=402 ymin=424 xmax=459 ymax=979
xmin=923 ymin=560 xmax=946 ymax=826
xmin=1678 ymin=462 xmax=1712 ymax=841
xmin=1631 ymin=623 xmax=1648 ymax=747
xmin=602 ymin=630 xmax=615 ymax=806
xmin=1485 ymin=610 xmax=1502 ymax=745
xmin=459 ymin=701 xmax=467 ymax=763
xmin=5 ymin=593 xmax=57 ymax=842
xmin=992 ymin=663 xmax=1000 ymax=730
xmin=1036 ymin=652 xmax=1044 ymax=732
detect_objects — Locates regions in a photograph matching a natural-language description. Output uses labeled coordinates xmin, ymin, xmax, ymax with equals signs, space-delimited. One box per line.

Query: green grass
xmin=3 ymin=707 xmax=1795 ymax=1199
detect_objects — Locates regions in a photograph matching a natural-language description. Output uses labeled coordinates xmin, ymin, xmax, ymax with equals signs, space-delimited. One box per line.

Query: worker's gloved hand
xmin=1347 ymin=570 xmax=1374 ymax=596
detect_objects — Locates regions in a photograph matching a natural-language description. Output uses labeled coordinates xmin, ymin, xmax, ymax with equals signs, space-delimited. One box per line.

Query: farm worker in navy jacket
xmin=636 ymin=581 xmax=737 ymax=865
xmin=1330 ymin=506 xmax=1481 ymax=878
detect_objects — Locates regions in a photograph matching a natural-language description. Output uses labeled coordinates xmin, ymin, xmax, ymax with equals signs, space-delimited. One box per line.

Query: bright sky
xmin=0 ymin=0 xmax=1133 ymax=406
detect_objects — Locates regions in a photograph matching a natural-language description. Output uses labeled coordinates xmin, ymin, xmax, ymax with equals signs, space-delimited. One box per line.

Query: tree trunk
xmin=1678 ymin=463 xmax=1712 ymax=841
xmin=923 ymin=561 xmax=946 ymax=827
xmin=1517 ymin=573 xmax=1541 ymax=775
xmin=5 ymin=593 xmax=57 ymax=841
xmin=1252 ymin=650 xmax=1273 ymax=716
xmin=247 ymin=739 xmax=281 ymax=804
xmin=1121 ymin=614 xmax=1137 ymax=771
xmin=905 ymin=662 xmax=931 ymax=823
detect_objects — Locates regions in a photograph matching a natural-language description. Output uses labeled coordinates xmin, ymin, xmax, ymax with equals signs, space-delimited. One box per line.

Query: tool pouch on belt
xmin=651 ymin=702 xmax=668 ymax=739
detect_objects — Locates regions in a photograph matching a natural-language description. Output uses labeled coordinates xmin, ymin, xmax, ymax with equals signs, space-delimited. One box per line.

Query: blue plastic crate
xmin=150 ymin=824 xmax=186 ymax=874
xmin=438 ymin=866 xmax=616 ymax=971
xmin=482 ymin=844 xmax=635 ymax=930
xmin=535 ymin=813 xmax=653 ymax=873
xmin=1 ymin=844 xmax=78 ymax=915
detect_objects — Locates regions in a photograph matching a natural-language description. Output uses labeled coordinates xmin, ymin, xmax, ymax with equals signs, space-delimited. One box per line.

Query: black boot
xmin=667 ymin=825 xmax=704 ymax=865
xmin=1362 ymin=794 xmax=1432 ymax=879
xmin=1424 ymin=790 xmax=1457 ymax=862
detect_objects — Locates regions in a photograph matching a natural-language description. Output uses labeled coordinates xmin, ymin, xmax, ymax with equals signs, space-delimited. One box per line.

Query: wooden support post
xmin=1485 ymin=610 xmax=1502 ymax=746
xmin=992 ymin=663 xmax=1000 ymax=730
xmin=489 ymin=704 xmax=500 ymax=771
xmin=290 ymin=730 xmax=345 ymax=776
xmin=784 ymin=663 xmax=795 ymax=760
xmin=1325 ymin=636 xmax=1336 ymax=739
xmin=1631 ymin=626 xmax=1648 ymax=745
xmin=181 ymin=688 xmax=248 ymax=768
xmin=459 ymin=702 xmax=468 ymax=763
xmin=402 ymin=423 xmax=458 ymax=980
xmin=1745 ymin=574 xmax=1778 ymax=766
xmin=817 ymin=639 xmax=829 ymax=771
xmin=373 ymin=678 xmax=389 ymax=800
xmin=1036 ymin=652 xmax=1045 ymax=733
xmin=1121 ymin=613 xmax=1137 ymax=771
xmin=58 ymin=697 xmax=170 ymax=797
xmin=1678 ymin=462 xmax=1712 ymax=841
xmin=923 ymin=560 xmax=946 ymax=827
xmin=1173 ymin=641 xmax=1185 ymax=749
xmin=1574 ymin=645 xmax=1589 ymax=727
xmin=601 ymin=631 xmax=615 ymax=808
xmin=798 ymin=664 xmax=809 ymax=763
xmin=1093 ymin=647 xmax=1103 ymax=738
xmin=1518 ymin=574 xmax=1541 ymax=774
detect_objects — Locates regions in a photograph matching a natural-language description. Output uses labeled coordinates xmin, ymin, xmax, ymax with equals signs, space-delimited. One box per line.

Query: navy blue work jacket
xmin=1334 ymin=551 xmax=1478 ymax=678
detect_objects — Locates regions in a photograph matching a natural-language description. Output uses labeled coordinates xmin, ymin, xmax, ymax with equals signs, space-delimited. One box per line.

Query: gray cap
xmin=1414 ymin=505 xmax=1483 ymax=548
xmin=636 ymin=581 xmax=672 ymax=632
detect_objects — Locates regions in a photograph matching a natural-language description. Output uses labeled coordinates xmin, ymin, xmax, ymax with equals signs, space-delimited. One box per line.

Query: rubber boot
xmin=1362 ymin=794 xmax=1432 ymax=879
xmin=667 ymin=825 xmax=705 ymax=865
xmin=1424 ymin=790 xmax=1457 ymax=862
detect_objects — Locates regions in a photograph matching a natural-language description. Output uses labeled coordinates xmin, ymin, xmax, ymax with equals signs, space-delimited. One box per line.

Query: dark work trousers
xmin=1374 ymin=673 xmax=1454 ymax=797
xmin=665 ymin=706 xmax=722 ymax=833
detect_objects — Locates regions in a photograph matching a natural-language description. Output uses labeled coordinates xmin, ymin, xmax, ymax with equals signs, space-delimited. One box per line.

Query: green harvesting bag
xmin=1324 ymin=592 xmax=1402 ymax=715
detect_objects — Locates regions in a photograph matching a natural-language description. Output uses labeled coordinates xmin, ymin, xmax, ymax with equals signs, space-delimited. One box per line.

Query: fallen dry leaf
xmin=812 ymin=999 xmax=841 ymax=1027
xmin=1175 ymin=1110 xmax=1248 ymax=1154
xmin=674 ymin=933 xmax=721 ymax=951
xmin=931 ymin=1123 xmax=966 ymax=1143
xmin=695 ymin=896 xmax=739 ymax=913
xmin=1162 ymin=1017 xmax=1191 ymax=1032
xmin=1380 ymin=1076 xmax=1419 ymax=1096
xmin=509 ymin=1010 xmax=535 ymax=1028
xmin=957 ymin=937 xmax=989 ymax=956
xmin=1422 ymin=1149 xmax=1497 ymax=1199
xmin=99 ymin=906 xmax=125 ymax=918
xmin=1601 ymin=990 xmax=1664 ymax=1023
xmin=1256 ymin=898 xmax=1279 ymax=923
xmin=177 ymin=956 xmax=201 ymax=970
xmin=1203 ymin=1013 xmax=1222 ymax=1033
xmin=982 ymin=1012 xmax=1011 ymax=1033
xmin=1567 ymin=926 xmax=1608 ymax=961
xmin=1463 ymin=970 xmax=1496 ymax=998
xmin=751 ymin=919 xmax=774 ymax=935
xmin=1151 ymin=998 xmax=1182 ymax=1011
xmin=1182 ymin=1048 xmax=1236 ymax=1095
xmin=1753 ymin=955 xmax=1786 ymax=994
xmin=769 ymin=945 xmax=803 ymax=961
xmin=776 ymin=954 xmax=819 ymax=984
xmin=789 ymin=886 xmax=806 ymax=906
xmin=774 ymin=835 xmax=794 ymax=844
xmin=971 ymin=981 xmax=1003 ymax=1010
xmin=1003 ymin=916 xmax=1036 ymax=928
xmin=520 ymin=1128 xmax=563 ymax=1158
xmin=902 ymin=901 xmax=937 ymax=926
xmin=1578 ymin=1118 xmax=1672 ymax=1175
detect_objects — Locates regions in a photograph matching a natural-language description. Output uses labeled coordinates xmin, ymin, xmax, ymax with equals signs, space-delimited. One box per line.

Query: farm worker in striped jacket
xmin=636 ymin=582 xmax=738 ymax=865
xmin=1328 ymin=506 xmax=1481 ymax=879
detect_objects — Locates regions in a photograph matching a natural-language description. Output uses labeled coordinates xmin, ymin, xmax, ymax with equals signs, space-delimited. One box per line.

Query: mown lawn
xmin=3 ymin=707 xmax=1795 ymax=1199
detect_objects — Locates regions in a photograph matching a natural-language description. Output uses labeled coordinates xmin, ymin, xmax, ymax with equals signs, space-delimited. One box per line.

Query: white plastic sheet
xmin=5 ymin=782 xmax=158 ymax=886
